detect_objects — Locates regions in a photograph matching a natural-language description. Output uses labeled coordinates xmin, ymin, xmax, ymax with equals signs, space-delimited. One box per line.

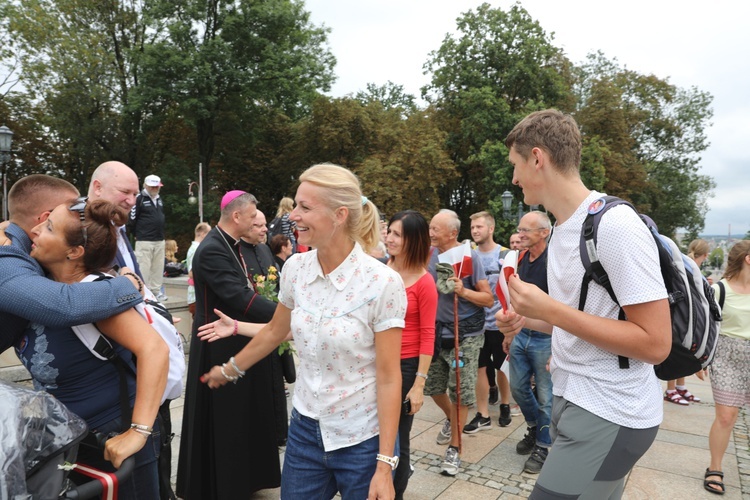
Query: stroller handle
xmin=61 ymin=455 xmax=135 ymax=499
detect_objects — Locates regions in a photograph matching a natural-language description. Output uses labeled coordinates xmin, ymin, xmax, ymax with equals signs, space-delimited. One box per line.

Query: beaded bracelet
xmin=123 ymin=272 xmax=143 ymax=293
xmin=233 ymin=319 xmax=238 ymax=336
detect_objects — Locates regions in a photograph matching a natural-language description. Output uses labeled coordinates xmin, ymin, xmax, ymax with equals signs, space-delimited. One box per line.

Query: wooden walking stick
xmin=453 ymin=292 xmax=461 ymax=453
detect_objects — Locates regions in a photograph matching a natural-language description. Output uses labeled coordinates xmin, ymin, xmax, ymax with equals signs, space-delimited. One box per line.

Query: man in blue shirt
xmin=0 ymin=174 xmax=142 ymax=353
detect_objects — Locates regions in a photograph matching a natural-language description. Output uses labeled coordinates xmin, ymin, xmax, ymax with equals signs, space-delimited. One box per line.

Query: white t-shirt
xmin=278 ymin=242 xmax=407 ymax=451
xmin=548 ymin=191 xmax=667 ymax=428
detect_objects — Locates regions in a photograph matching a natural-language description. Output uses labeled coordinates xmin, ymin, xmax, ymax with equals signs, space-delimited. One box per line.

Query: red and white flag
xmin=438 ymin=241 xmax=473 ymax=279
xmin=495 ymin=250 xmax=518 ymax=311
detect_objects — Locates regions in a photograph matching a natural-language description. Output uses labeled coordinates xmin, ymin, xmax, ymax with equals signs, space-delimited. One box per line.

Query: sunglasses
xmin=68 ymin=196 xmax=88 ymax=247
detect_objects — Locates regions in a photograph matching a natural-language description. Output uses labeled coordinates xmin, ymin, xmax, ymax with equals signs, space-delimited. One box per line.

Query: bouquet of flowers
xmin=252 ymin=266 xmax=294 ymax=355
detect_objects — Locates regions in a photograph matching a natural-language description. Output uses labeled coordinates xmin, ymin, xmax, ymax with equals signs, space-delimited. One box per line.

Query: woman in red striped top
xmin=385 ymin=210 xmax=438 ymax=499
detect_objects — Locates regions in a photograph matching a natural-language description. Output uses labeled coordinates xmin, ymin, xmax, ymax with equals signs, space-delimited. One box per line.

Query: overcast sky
xmin=305 ymin=0 xmax=749 ymax=236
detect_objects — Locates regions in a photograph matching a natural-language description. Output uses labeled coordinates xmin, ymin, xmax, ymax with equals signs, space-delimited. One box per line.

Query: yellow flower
xmin=256 ymin=275 xmax=266 ymax=283
xmin=268 ymin=274 xmax=277 ymax=281
xmin=268 ymin=266 xmax=277 ymax=274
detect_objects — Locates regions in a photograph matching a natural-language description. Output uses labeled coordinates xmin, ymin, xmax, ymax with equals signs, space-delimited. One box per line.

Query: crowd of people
xmin=0 ymin=109 xmax=747 ymax=500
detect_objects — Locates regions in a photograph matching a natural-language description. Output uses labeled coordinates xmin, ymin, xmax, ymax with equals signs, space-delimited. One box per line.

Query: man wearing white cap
xmin=130 ymin=174 xmax=167 ymax=300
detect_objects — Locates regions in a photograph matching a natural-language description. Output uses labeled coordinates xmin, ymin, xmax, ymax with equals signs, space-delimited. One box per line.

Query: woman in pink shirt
xmin=385 ymin=210 xmax=437 ymax=499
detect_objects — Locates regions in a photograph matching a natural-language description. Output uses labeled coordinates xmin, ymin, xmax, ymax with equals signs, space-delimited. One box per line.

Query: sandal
xmin=664 ymin=390 xmax=689 ymax=405
xmin=677 ymin=388 xmax=700 ymax=402
xmin=704 ymin=469 xmax=725 ymax=495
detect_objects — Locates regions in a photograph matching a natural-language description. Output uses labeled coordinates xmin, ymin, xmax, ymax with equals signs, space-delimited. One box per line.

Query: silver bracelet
xmin=130 ymin=423 xmax=154 ymax=433
xmin=416 ymin=372 xmax=429 ymax=380
xmin=132 ymin=427 xmax=151 ymax=438
xmin=220 ymin=364 xmax=239 ymax=383
xmin=229 ymin=356 xmax=246 ymax=377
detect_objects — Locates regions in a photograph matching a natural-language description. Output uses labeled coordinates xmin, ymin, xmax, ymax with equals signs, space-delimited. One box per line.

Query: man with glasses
xmin=502 ymin=211 xmax=553 ymax=474
xmin=0 ymin=175 xmax=141 ymax=352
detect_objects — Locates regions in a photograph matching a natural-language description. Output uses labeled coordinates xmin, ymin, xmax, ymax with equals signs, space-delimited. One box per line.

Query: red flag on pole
xmin=438 ymin=241 xmax=473 ymax=279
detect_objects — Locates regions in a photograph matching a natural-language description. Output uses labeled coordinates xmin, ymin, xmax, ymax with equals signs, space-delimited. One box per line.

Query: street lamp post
xmin=0 ymin=125 xmax=13 ymax=221
xmin=187 ymin=162 xmax=204 ymax=223
xmin=500 ymin=190 xmax=513 ymax=220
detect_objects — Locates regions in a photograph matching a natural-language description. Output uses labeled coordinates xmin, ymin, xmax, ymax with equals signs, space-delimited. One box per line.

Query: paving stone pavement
xmin=168 ymin=367 xmax=749 ymax=499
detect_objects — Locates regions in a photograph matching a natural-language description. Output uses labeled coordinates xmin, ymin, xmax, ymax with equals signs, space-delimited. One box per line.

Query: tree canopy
xmin=0 ymin=1 xmax=715 ymax=248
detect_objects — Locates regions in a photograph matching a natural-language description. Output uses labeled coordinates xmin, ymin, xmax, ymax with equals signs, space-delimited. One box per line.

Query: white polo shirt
xmin=279 ymin=242 xmax=407 ymax=451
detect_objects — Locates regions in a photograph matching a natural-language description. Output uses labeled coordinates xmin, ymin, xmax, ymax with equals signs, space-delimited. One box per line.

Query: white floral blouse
xmin=279 ymin=242 xmax=407 ymax=451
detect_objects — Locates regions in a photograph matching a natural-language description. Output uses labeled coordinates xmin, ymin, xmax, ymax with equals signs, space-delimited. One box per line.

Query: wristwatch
xmin=376 ymin=453 xmax=400 ymax=470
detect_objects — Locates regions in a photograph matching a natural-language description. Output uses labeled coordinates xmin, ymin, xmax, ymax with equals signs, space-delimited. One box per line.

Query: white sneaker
xmin=441 ymin=446 xmax=460 ymax=476
xmin=436 ymin=419 xmax=451 ymax=445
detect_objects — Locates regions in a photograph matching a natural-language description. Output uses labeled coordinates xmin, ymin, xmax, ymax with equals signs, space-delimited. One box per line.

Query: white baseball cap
xmin=144 ymin=174 xmax=163 ymax=187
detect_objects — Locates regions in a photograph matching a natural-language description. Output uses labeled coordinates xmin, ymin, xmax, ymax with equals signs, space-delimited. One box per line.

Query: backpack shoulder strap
xmin=579 ymin=196 xmax=636 ymax=370
xmin=717 ymin=280 xmax=726 ymax=310
xmin=578 ymin=196 xmax=633 ymax=311
xmin=70 ymin=272 xmax=134 ymax=427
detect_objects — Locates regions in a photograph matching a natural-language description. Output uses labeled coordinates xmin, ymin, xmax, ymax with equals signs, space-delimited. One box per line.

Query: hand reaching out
xmin=197 ymin=309 xmax=235 ymax=342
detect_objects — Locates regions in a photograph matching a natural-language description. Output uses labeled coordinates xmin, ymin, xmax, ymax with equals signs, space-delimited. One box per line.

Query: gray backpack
xmin=579 ymin=196 xmax=721 ymax=380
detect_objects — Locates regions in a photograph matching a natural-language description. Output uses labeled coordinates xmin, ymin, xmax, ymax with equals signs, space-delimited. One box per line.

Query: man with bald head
xmin=425 ymin=209 xmax=494 ymax=476
xmin=88 ymin=161 xmax=175 ymax=500
xmin=0 ymin=174 xmax=141 ymax=351
xmin=88 ymin=161 xmax=143 ymax=278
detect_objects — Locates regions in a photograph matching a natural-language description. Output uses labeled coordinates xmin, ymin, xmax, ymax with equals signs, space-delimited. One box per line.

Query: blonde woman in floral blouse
xmin=201 ymin=164 xmax=407 ymax=500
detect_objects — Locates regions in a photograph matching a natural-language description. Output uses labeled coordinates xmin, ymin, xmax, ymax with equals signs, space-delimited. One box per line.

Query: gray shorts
xmin=424 ymin=334 xmax=484 ymax=407
xmin=531 ymin=396 xmax=659 ymax=499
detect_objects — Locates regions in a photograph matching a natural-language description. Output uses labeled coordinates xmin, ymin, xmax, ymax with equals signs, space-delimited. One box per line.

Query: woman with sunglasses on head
xmin=16 ymin=197 xmax=168 ymax=499
xmin=384 ymin=210 xmax=437 ymax=499
xmin=201 ymin=164 xmax=407 ymax=500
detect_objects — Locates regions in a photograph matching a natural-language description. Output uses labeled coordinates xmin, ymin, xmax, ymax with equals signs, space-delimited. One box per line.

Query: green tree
xmin=575 ymin=53 xmax=715 ymax=237
xmin=421 ymin=3 xmax=574 ymax=233
xmin=1 ymin=0 xmax=155 ymax=187
xmin=291 ymin=96 xmax=456 ymax=218
xmin=134 ymin=0 xmax=336 ymax=190
xmin=355 ymin=81 xmax=417 ymax=115
xmin=708 ymin=247 xmax=724 ymax=268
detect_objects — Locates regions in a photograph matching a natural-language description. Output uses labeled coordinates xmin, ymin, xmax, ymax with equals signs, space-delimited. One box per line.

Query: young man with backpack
xmin=496 ymin=109 xmax=671 ymax=498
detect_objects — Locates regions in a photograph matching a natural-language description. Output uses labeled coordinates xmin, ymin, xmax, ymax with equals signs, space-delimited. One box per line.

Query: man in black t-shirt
xmin=503 ymin=210 xmax=553 ymax=475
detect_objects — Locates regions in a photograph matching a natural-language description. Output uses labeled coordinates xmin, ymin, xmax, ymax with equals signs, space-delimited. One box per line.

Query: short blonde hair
xmin=298 ymin=164 xmax=380 ymax=252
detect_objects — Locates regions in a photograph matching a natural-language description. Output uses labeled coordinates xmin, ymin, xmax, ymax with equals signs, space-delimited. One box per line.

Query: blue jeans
xmin=509 ymin=328 xmax=552 ymax=448
xmin=282 ymin=408 xmax=398 ymax=500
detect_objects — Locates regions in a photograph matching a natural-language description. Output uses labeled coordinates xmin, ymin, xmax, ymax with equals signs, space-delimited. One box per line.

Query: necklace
xmin=217 ymin=226 xmax=252 ymax=287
